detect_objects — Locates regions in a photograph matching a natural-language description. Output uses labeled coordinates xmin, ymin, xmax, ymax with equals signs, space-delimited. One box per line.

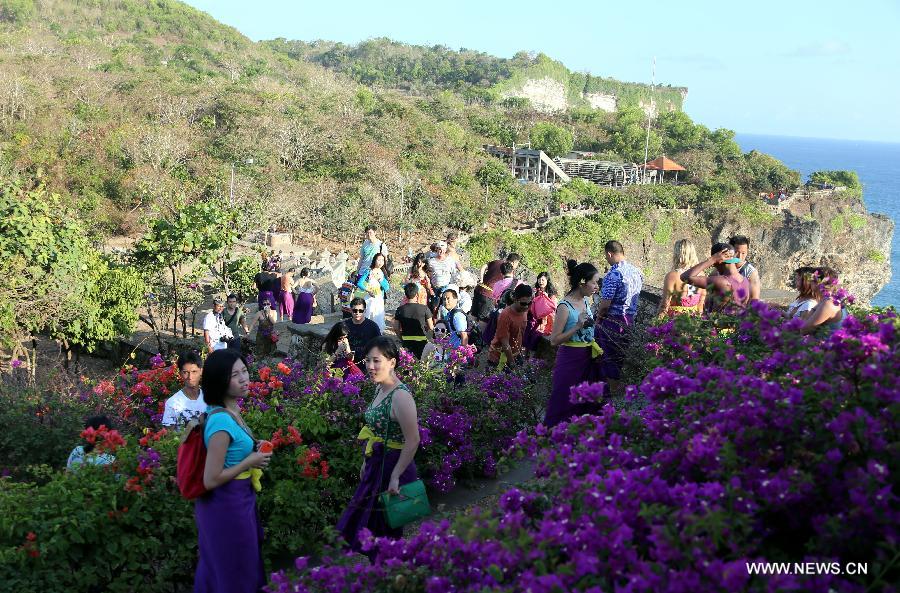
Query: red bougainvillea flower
xmin=270 ymin=425 xmax=303 ymax=450
xmin=139 ymin=428 xmax=168 ymax=447
xmin=259 ymin=366 xmax=272 ymax=381
xmin=276 ymin=362 xmax=292 ymax=375
xmin=297 ymin=447 xmax=328 ymax=479
xmin=124 ymin=476 xmax=144 ymax=493
xmin=20 ymin=532 xmax=39 ymax=558
xmin=80 ymin=425 xmax=126 ymax=454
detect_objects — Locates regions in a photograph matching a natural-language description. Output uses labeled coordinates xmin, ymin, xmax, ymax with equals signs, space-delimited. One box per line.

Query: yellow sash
xmin=402 ymin=335 xmax=427 ymax=341
xmin=357 ymin=425 xmax=404 ymax=457
xmin=563 ymin=340 xmax=603 ymax=359
xmin=235 ymin=468 xmax=263 ymax=492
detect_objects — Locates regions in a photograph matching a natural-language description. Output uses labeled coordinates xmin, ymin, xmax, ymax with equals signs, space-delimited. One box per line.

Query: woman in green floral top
xmin=336 ymin=336 xmax=420 ymax=557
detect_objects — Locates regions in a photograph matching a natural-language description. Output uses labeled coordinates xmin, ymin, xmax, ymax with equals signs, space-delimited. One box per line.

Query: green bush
xmin=848 ymin=213 xmax=867 ymax=230
xmin=651 ymin=217 xmax=673 ymax=245
xmin=698 ymin=178 xmax=740 ymax=202
xmin=740 ymin=150 xmax=801 ymax=192
xmin=226 ymin=255 xmax=261 ymax=302
xmin=810 ymin=170 xmax=862 ymax=189
xmin=831 ymin=215 xmax=846 ymax=234
xmin=529 ymin=122 xmax=573 ymax=158
xmin=0 ymin=437 xmax=196 ymax=593
xmin=0 ymin=385 xmax=89 ymax=478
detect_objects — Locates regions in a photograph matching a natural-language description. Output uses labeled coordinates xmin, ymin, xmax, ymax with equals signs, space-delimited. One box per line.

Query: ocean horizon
xmin=736 ymin=133 xmax=898 ymax=307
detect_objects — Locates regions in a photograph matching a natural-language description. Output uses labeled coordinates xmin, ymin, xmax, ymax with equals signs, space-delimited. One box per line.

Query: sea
xmin=736 ymin=133 xmax=899 ymax=307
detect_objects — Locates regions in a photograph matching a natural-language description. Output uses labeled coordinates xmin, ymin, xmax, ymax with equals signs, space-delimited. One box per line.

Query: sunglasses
xmin=434 ymin=328 xmax=448 ymax=334
xmin=517 ymin=300 xmax=532 ymax=307
xmin=351 ymin=308 xmax=365 ymax=313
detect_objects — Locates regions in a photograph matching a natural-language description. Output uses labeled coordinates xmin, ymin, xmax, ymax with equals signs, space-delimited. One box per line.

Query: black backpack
xmin=379 ymin=243 xmax=394 ymax=279
xmin=477 ymin=287 xmax=515 ymax=348
xmin=444 ymin=307 xmax=474 ymax=341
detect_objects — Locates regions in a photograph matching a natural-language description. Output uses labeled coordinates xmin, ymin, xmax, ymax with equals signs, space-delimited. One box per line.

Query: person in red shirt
xmin=487 ymin=284 xmax=533 ymax=371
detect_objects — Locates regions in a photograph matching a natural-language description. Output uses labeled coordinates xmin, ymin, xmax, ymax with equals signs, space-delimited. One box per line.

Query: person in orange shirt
xmin=487 ymin=284 xmax=533 ymax=371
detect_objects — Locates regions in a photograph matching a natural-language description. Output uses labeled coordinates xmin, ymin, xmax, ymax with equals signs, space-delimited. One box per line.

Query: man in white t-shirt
xmin=428 ymin=241 xmax=462 ymax=296
xmin=203 ymin=296 xmax=233 ymax=352
xmin=162 ymin=351 xmax=206 ymax=427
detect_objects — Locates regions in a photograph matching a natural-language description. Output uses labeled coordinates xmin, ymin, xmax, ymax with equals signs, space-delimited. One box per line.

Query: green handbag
xmin=374 ymin=384 xmax=431 ymax=529
xmin=379 ymin=479 xmax=430 ymax=529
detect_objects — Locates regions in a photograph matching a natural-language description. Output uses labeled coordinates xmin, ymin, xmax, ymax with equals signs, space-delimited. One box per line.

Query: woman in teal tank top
xmin=194 ymin=349 xmax=272 ymax=593
xmin=337 ymin=336 xmax=421 ymax=557
xmin=544 ymin=259 xmax=605 ymax=428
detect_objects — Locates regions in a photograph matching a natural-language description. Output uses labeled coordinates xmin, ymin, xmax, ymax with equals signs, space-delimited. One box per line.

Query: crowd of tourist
xmin=63 ymin=223 xmax=853 ymax=593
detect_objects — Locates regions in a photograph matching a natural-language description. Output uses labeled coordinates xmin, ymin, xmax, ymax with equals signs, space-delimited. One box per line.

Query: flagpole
xmin=642 ymin=56 xmax=656 ymax=184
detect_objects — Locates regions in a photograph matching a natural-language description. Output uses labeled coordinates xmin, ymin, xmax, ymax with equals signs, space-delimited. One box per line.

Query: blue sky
xmin=186 ymin=0 xmax=900 ymax=143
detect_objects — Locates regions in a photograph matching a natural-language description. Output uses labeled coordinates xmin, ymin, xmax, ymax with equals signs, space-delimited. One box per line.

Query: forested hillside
xmin=263 ymin=38 xmax=687 ymax=111
xmin=0 ymin=0 xmax=801 ymax=244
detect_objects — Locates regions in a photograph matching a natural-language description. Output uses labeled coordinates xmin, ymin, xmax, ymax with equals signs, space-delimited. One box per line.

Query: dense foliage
xmin=529 ymin=122 xmax=574 ymax=158
xmin=270 ymin=304 xmax=899 ymax=593
xmin=0 ymin=180 xmax=145 ymax=360
xmin=810 ymin=170 xmax=862 ymax=190
xmin=264 ymin=40 xmax=686 ymax=112
xmin=0 ymin=351 xmax=544 ymax=592
xmin=0 ymin=0 xmax=805 ymax=255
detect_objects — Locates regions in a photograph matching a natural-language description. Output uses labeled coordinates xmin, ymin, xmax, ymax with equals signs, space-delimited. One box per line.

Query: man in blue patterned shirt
xmin=595 ymin=240 xmax=643 ymax=394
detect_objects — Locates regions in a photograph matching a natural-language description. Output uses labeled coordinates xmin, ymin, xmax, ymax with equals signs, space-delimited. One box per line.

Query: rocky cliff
xmin=499 ymin=76 xmax=686 ymax=115
xmin=714 ymin=190 xmax=893 ymax=304
xmin=632 ymin=190 xmax=892 ymax=305
xmin=517 ymin=190 xmax=891 ymax=306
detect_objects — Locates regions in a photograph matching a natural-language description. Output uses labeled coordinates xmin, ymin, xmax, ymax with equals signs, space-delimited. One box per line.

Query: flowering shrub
xmin=0 ymin=345 xmax=543 ymax=590
xmin=269 ymin=304 xmax=899 ymax=593
xmin=0 ymin=432 xmax=196 ymax=593
xmin=79 ymin=424 xmax=126 ymax=454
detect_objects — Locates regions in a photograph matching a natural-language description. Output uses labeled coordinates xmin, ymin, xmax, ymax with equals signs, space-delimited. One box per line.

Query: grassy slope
xmin=0 ymin=1 xmax=506 ymax=239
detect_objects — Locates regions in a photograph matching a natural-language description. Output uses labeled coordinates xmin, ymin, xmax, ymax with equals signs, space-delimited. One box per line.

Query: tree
xmin=0 ymin=179 xmax=144 ymax=371
xmin=809 ymin=170 xmax=861 ymax=189
xmin=658 ymin=111 xmax=708 ymax=154
xmin=130 ymin=198 xmax=240 ymax=338
xmin=741 ymin=151 xmax=801 ymax=192
xmin=709 ymin=128 xmax=742 ymax=162
xmin=529 ymin=122 xmax=573 ymax=158
xmin=608 ymin=106 xmax=662 ymax=163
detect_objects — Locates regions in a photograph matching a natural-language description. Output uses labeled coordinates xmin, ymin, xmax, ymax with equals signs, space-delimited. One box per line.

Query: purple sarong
xmin=257 ymin=291 xmax=277 ymax=311
xmin=544 ymin=344 xmax=603 ymax=428
xmin=596 ymin=315 xmax=633 ymax=381
xmin=337 ymin=443 xmax=417 ymax=558
xmin=292 ymin=292 xmax=314 ymax=324
xmin=523 ymin=315 xmax=542 ymax=352
xmin=194 ymin=478 xmax=265 ymax=593
xmin=277 ymin=290 xmax=294 ymax=318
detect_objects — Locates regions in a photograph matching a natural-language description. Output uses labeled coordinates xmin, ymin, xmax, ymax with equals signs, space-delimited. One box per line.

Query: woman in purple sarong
xmin=543 ymin=260 xmax=602 ymax=428
xmin=195 ymin=349 xmax=272 ymax=593
xmin=277 ymin=268 xmax=295 ymax=322
xmin=292 ymin=268 xmax=318 ymax=324
xmin=337 ymin=336 xmax=420 ymax=559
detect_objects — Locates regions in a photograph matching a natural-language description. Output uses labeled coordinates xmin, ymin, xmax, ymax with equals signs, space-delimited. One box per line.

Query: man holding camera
xmin=203 ymin=296 xmax=234 ymax=352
